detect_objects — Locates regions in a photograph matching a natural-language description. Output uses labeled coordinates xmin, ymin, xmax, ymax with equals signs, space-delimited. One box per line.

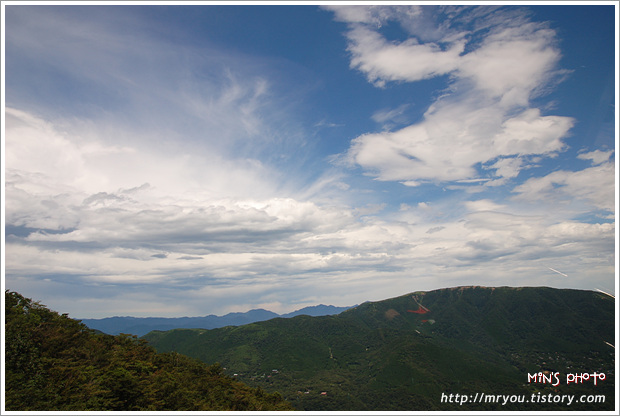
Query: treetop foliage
xmin=4 ymin=290 xmax=293 ymax=411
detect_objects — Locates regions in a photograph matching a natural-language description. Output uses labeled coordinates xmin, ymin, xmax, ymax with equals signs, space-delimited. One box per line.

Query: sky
xmin=2 ymin=2 xmax=618 ymax=319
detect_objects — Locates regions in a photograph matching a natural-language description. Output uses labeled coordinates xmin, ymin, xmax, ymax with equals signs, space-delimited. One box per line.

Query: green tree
xmin=4 ymin=290 xmax=293 ymax=411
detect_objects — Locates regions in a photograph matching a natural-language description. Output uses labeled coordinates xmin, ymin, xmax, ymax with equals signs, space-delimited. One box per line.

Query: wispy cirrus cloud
xmin=371 ymin=103 xmax=412 ymax=129
xmin=5 ymin=6 xmax=310 ymax=170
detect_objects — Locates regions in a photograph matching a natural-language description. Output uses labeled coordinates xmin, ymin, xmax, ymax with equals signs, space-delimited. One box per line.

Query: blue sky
xmin=2 ymin=3 xmax=617 ymax=319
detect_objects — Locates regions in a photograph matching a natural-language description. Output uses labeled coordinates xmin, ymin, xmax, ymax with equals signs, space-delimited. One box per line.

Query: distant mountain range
xmin=143 ymin=286 xmax=616 ymax=411
xmin=80 ymin=304 xmax=353 ymax=336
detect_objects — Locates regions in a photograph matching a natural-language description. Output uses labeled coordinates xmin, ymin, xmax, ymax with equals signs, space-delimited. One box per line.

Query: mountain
xmin=143 ymin=286 xmax=616 ymax=411
xmin=4 ymin=290 xmax=293 ymax=411
xmin=79 ymin=309 xmax=278 ymax=337
xmin=281 ymin=304 xmax=353 ymax=318
xmin=80 ymin=304 xmax=352 ymax=336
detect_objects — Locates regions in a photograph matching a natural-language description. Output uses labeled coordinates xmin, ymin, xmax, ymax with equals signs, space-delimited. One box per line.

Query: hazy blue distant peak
xmin=80 ymin=304 xmax=354 ymax=336
xmin=281 ymin=304 xmax=355 ymax=318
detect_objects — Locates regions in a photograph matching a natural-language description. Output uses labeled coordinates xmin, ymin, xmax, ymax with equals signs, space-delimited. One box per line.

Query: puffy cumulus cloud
xmin=329 ymin=5 xmax=575 ymax=185
xmin=345 ymin=103 xmax=572 ymax=184
xmin=577 ymin=149 xmax=614 ymax=165
xmin=458 ymin=23 xmax=561 ymax=107
xmin=345 ymin=24 xmax=465 ymax=87
xmin=484 ymin=157 xmax=524 ymax=186
xmin=4 ymin=109 xmax=364 ymax=290
xmin=511 ymin=161 xmax=615 ymax=214
xmin=4 ymin=108 xmax=295 ymax=227
xmin=329 ymin=5 xmax=560 ymax=103
xmin=4 ymin=106 xmax=368 ymax=314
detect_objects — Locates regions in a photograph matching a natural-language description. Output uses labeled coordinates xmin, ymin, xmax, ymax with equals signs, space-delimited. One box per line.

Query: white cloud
xmin=5 ymin=6 xmax=311 ymax=173
xmin=325 ymin=5 xmax=422 ymax=27
xmin=4 ymin=6 xmax=614 ymax=318
xmin=371 ymin=103 xmax=411 ymax=128
xmin=6 ymin=178 xmax=614 ymax=317
xmin=577 ymin=149 xmax=614 ymax=165
xmin=458 ymin=23 xmax=561 ymax=107
xmin=345 ymin=103 xmax=572 ymax=184
xmin=491 ymin=108 xmax=571 ymax=155
xmin=4 ymin=108 xmax=296 ymax=234
xmin=464 ymin=199 xmax=506 ymax=212
xmin=346 ymin=25 xmax=465 ymax=87
xmin=332 ymin=5 xmax=575 ymax=185
xmin=512 ymin=161 xmax=615 ymax=213
xmin=484 ymin=157 xmax=524 ymax=186
xmin=4 ymin=110 xmax=363 ymax=290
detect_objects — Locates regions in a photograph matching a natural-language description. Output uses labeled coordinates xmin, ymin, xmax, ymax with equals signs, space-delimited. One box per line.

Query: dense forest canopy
xmin=4 ymin=290 xmax=293 ymax=411
xmin=144 ymin=286 xmax=616 ymax=411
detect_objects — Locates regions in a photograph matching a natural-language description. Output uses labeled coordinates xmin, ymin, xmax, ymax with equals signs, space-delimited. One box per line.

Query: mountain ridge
xmin=143 ymin=285 xmax=616 ymax=411
xmin=81 ymin=303 xmax=354 ymax=336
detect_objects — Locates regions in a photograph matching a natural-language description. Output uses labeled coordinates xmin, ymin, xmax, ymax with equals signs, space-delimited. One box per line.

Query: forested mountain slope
xmin=144 ymin=286 xmax=616 ymax=411
xmin=4 ymin=291 xmax=293 ymax=411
